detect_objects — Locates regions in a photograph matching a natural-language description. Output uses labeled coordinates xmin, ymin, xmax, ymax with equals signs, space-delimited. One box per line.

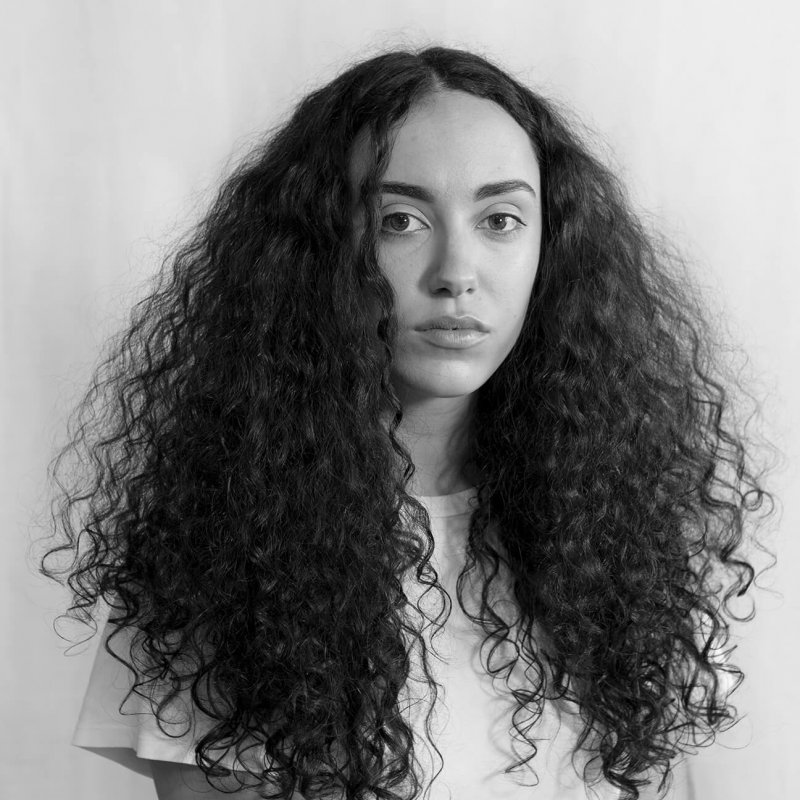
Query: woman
xmin=41 ymin=46 xmax=776 ymax=799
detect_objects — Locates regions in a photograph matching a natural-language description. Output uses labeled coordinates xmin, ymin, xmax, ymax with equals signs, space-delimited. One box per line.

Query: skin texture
xmin=353 ymin=89 xmax=543 ymax=496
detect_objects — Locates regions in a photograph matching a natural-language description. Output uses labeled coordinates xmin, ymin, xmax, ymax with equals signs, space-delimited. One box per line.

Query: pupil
xmin=391 ymin=214 xmax=409 ymax=231
xmin=491 ymin=214 xmax=506 ymax=230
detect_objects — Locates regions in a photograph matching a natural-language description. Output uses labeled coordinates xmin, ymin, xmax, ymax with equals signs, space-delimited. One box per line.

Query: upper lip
xmin=417 ymin=315 xmax=489 ymax=332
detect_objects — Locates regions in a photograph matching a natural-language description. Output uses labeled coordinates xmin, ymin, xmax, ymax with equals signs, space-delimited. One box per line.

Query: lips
xmin=417 ymin=315 xmax=489 ymax=332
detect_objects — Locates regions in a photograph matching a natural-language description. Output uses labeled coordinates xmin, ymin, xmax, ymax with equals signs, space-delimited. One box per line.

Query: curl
xmin=38 ymin=45 xmax=779 ymax=800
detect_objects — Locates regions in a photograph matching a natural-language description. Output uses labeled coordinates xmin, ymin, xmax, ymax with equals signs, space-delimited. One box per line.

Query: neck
xmin=384 ymin=391 xmax=480 ymax=497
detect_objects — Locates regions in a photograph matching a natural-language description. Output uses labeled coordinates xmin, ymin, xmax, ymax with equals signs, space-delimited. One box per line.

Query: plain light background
xmin=2 ymin=1 xmax=797 ymax=798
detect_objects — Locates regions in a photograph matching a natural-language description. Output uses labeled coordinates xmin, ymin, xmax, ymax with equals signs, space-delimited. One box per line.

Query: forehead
xmin=349 ymin=89 xmax=540 ymax=194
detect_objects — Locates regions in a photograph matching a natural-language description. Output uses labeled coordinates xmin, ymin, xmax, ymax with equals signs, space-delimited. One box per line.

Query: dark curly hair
xmin=39 ymin=45 xmax=778 ymax=800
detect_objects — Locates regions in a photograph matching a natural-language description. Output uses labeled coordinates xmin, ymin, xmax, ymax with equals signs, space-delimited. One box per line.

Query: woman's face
xmin=353 ymin=89 xmax=542 ymax=407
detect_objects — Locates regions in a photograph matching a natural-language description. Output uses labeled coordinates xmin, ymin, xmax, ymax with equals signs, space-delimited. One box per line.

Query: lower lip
xmin=419 ymin=328 xmax=489 ymax=348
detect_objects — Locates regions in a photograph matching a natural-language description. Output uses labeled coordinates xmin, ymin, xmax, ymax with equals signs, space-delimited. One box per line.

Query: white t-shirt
xmin=72 ymin=486 xmax=624 ymax=799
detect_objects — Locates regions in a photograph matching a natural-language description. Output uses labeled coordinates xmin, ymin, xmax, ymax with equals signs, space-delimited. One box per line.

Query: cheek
xmin=365 ymin=272 xmax=409 ymax=332
xmin=367 ymin=247 xmax=402 ymax=316
xmin=375 ymin=259 xmax=414 ymax=313
xmin=499 ymin=258 xmax=537 ymax=307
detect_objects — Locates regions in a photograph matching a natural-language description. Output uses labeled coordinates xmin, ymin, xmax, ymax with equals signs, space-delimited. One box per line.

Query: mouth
xmin=418 ymin=327 xmax=489 ymax=349
xmin=416 ymin=315 xmax=490 ymax=333
xmin=430 ymin=326 xmax=473 ymax=331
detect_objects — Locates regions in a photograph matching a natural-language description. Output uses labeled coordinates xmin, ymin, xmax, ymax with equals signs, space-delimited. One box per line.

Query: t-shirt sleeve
xmin=71 ymin=615 xmax=244 ymax=776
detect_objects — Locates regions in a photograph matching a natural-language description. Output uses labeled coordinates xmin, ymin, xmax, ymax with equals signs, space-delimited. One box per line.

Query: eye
xmin=380 ymin=212 xmax=427 ymax=235
xmin=478 ymin=213 xmax=525 ymax=233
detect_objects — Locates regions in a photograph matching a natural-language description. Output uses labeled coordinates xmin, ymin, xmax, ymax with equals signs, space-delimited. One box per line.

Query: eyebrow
xmin=379 ymin=179 xmax=537 ymax=202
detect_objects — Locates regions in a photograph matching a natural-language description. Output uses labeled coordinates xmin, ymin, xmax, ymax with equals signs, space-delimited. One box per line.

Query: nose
xmin=428 ymin=224 xmax=477 ymax=296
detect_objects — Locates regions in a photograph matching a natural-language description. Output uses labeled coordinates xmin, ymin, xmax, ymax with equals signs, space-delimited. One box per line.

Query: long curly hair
xmin=39 ymin=45 xmax=778 ymax=800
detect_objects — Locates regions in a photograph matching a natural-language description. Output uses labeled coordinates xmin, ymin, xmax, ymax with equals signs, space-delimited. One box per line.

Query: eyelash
xmin=480 ymin=213 xmax=526 ymax=235
xmin=380 ymin=212 xmax=426 ymax=236
xmin=379 ymin=212 xmax=526 ymax=237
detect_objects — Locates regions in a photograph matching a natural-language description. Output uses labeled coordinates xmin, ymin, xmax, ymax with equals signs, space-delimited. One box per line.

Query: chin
xmin=403 ymin=376 xmax=488 ymax=401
